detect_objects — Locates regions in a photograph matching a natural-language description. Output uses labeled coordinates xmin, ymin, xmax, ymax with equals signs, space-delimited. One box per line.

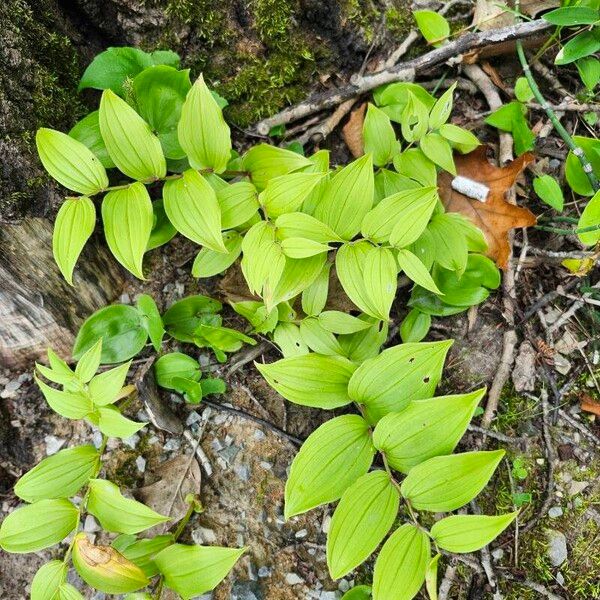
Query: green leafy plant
xmin=0 ymin=340 xmax=244 ymax=599
xmin=35 ymin=47 xmax=500 ymax=347
xmin=256 ymin=341 xmax=517 ymax=599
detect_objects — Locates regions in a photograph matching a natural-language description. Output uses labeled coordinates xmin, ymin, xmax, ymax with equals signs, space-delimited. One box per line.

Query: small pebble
xmin=569 ymin=481 xmax=589 ymax=496
xmin=548 ymin=506 xmax=563 ymax=518
xmin=556 ymin=572 xmax=565 ymax=585
xmin=491 ymin=548 xmax=504 ymax=560
xmin=186 ymin=411 xmax=201 ymax=426
xmin=285 ymin=573 xmax=304 ymax=585
xmin=135 ymin=456 xmax=146 ymax=472
xmin=259 ymin=461 xmax=272 ymax=470
xmin=84 ymin=515 xmax=101 ymax=532
xmin=258 ymin=566 xmax=270 ymax=578
xmin=44 ymin=435 xmax=66 ymax=455
xmin=163 ymin=438 xmax=181 ymax=451
xmin=295 ymin=529 xmax=308 ymax=539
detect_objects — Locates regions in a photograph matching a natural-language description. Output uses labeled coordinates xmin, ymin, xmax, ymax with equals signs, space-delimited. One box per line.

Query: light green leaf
xmin=327 ymin=471 xmax=399 ymax=579
xmin=514 ymin=77 xmax=534 ymax=103
xmin=415 ymin=10 xmax=450 ymax=45
xmin=348 ymin=340 xmax=452 ymax=423
xmin=260 ymin=172 xmax=324 ymax=217
xmin=301 ymin=262 xmax=331 ymax=316
xmin=299 ymin=318 xmax=344 ymax=356
xmin=87 ymin=479 xmax=169 ymax=534
xmin=163 ymin=169 xmax=226 ymax=252
xmin=533 ymin=175 xmax=564 ymax=212
xmin=577 ymin=189 xmax=600 ymax=246
xmin=217 ymin=182 xmax=260 ymax=229
xmin=438 ymin=124 xmax=480 ymax=154
xmin=400 ymin=93 xmax=430 ymax=142
xmin=75 ymin=338 xmax=103 ymax=383
xmin=363 ymin=246 xmax=398 ymax=320
xmin=555 ymin=30 xmax=600 ymax=65
xmin=98 ymin=406 xmax=146 ymax=439
xmin=373 ymin=388 xmax=485 ymax=473
xmin=243 ymin=144 xmax=312 ymax=191
xmin=426 ymin=554 xmax=440 ymax=600
xmin=363 ymin=103 xmax=399 ymax=167
xmin=428 ymin=214 xmax=468 ymax=275
xmin=397 ymin=249 xmax=442 ymax=295
xmin=335 ymin=242 xmax=379 ymax=317
xmin=544 ymin=6 xmax=600 ymax=26
xmin=136 ymin=294 xmax=164 ymax=352
xmin=35 ymin=375 xmax=93 ymax=420
xmin=53 ymin=197 xmax=96 ymax=285
xmin=88 ymin=361 xmax=131 ymax=406
xmin=192 ymin=230 xmax=243 ymax=277
xmin=577 ymin=56 xmax=600 ymax=91
xmin=155 ymin=352 xmax=201 ymax=390
xmin=0 ymin=499 xmax=78 ymax=553
xmin=133 ymin=65 xmax=191 ymax=159
xmin=36 ymin=128 xmax=108 ymax=195
xmin=318 ymin=311 xmax=372 ymax=334
xmin=31 ymin=560 xmax=67 ymax=600
xmin=256 ymin=353 xmax=356 ymax=409
xmin=431 ymin=512 xmax=517 ymax=553
xmin=315 ymin=154 xmax=374 ymax=239
xmin=69 ymin=110 xmax=114 ymax=168
xmin=566 ymin=136 xmax=600 ymax=197
xmin=420 ymin=132 xmax=455 ymax=174
xmin=400 ymin=308 xmax=431 ymax=343
xmin=99 ymin=89 xmax=166 ymax=181
xmin=401 ymin=450 xmax=505 ymax=511
xmin=393 ymin=148 xmax=437 ymax=186
xmin=112 ymin=534 xmax=174 ymax=577
xmin=58 ymin=584 xmax=85 ymax=600
xmin=362 ymin=187 xmax=438 ymax=244
xmin=154 ymin=543 xmax=245 ymax=600
xmin=269 ymin=253 xmax=327 ymax=308
xmin=276 ymin=212 xmax=341 ymax=243
xmin=285 ymin=415 xmax=375 ymax=518
xmin=338 ymin=318 xmax=388 ymax=363
xmin=341 ymin=586 xmax=372 ymax=600
xmin=147 ymin=199 xmax=177 ymax=250
xmin=372 ymin=524 xmax=430 ymax=600
xmin=485 ymin=101 xmax=535 ymax=156
xmin=102 ymin=182 xmax=153 ymax=278
xmin=241 ymin=220 xmax=285 ymax=297
xmin=374 ymin=82 xmax=436 ymax=111
xmin=428 ymin=84 xmax=455 ymax=130
xmin=72 ymin=533 xmax=149 ymax=594
xmin=281 ymin=237 xmax=332 ymax=258
xmin=15 ymin=445 xmax=99 ymax=503
xmin=178 ymin=74 xmax=231 ymax=173
xmin=273 ymin=322 xmax=310 ymax=357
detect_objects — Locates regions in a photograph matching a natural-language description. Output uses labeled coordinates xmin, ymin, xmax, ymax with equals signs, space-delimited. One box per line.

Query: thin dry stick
xmin=500 ymin=572 xmax=565 ymax=600
xmin=255 ymin=19 xmax=552 ymax=133
xmin=438 ymin=563 xmax=458 ymax=600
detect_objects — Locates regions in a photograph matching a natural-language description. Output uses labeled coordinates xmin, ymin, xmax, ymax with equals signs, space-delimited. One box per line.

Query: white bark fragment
xmin=451 ymin=175 xmax=490 ymax=202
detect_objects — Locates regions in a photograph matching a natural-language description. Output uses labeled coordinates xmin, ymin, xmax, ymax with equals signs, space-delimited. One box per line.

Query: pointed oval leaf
xmin=430 ymin=512 xmax=517 ymax=553
xmin=87 ymin=479 xmax=169 ymax=534
xmin=261 ymin=172 xmax=324 ymax=217
xmin=154 ymin=543 xmax=245 ymax=600
xmin=99 ymin=90 xmax=166 ymax=181
xmin=315 ymin=155 xmax=374 ymax=239
xmin=401 ymin=450 xmax=505 ymax=512
xmin=327 ymin=471 xmax=400 ymax=579
xmin=335 ymin=242 xmax=379 ymax=317
xmin=428 ymin=84 xmax=456 ymax=130
xmin=112 ymin=534 xmax=174 ymax=577
xmin=301 ymin=261 xmax=331 ymax=316
xmin=577 ymin=189 xmax=600 ymax=246
xmin=285 ymin=415 xmax=375 ymax=518
xmin=72 ymin=533 xmax=149 ymax=594
xmin=53 ymin=197 xmax=96 ymax=285
xmin=281 ymin=237 xmax=332 ymax=258
xmin=372 ymin=524 xmax=430 ymax=600
xmin=75 ymin=338 xmax=102 ymax=383
xmin=69 ymin=110 xmax=114 ymax=168
xmin=420 ymin=132 xmax=455 ymax=175
xmin=0 ymin=499 xmax=78 ymax=553
xmin=399 ymin=308 xmax=431 ymax=343
xmin=363 ymin=246 xmax=398 ymax=320
xmin=243 ymin=144 xmax=312 ymax=191
xmin=397 ymin=249 xmax=442 ymax=295
xmin=98 ymin=406 xmax=146 ymax=439
xmin=217 ymin=181 xmax=260 ymax=229
xmin=318 ymin=311 xmax=372 ymax=334
xmin=36 ymin=128 xmax=108 ymax=195
xmin=163 ymin=169 xmax=226 ymax=252
xmin=348 ymin=340 xmax=452 ymax=423
xmin=102 ymin=182 xmax=153 ymax=279
xmin=373 ymin=389 xmax=485 ymax=473
xmin=178 ymin=74 xmax=231 ymax=173
xmin=299 ymin=318 xmax=345 ymax=356
xmin=35 ymin=375 xmax=94 ymax=420
xmin=192 ymin=230 xmax=243 ymax=277
xmin=31 ymin=560 xmax=67 ymax=600
xmin=363 ymin=103 xmax=399 ymax=167
xmin=15 ymin=445 xmax=99 ymax=502
xmin=256 ymin=353 xmax=356 ymax=409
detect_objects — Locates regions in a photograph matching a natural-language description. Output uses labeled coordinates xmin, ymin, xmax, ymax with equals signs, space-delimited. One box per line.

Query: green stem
xmin=535 ymin=223 xmax=600 ymax=235
xmin=515 ymin=40 xmax=600 ymax=192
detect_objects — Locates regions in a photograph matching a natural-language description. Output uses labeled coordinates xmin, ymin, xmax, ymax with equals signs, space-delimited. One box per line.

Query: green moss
xmin=493 ymin=385 xmax=538 ymax=434
xmin=385 ymin=6 xmax=413 ymax=38
xmin=341 ymin=0 xmax=380 ymax=43
xmin=105 ymin=449 xmax=143 ymax=488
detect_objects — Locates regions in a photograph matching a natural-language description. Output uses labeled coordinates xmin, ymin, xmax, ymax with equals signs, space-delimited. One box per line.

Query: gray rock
xmin=285 ymin=573 xmax=304 ymax=585
xmin=231 ymin=581 xmax=262 ymax=600
xmin=569 ymin=480 xmax=589 ymax=496
xmin=548 ymin=506 xmax=563 ymax=518
xmin=44 ymin=435 xmax=65 ymax=455
xmin=546 ymin=530 xmax=568 ymax=566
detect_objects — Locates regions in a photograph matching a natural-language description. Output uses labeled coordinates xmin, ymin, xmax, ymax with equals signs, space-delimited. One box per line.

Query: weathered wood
xmin=0 ymin=218 xmax=123 ymax=368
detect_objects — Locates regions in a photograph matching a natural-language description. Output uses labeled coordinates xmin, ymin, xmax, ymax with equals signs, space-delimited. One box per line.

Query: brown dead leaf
xmin=581 ymin=392 xmax=600 ymax=417
xmin=136 ymin=455 xmax=201 ymax=528
xmin=438 ymin=146 xmax=537 ymax=269
xmin=342 ymin=102 xmax=366 ymax=159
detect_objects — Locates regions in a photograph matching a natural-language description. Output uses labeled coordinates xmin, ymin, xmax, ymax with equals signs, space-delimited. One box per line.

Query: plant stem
xmin=515 ymin=40 xmax=600 ymax=192
xmin=535 ymin=223 xmax=600 ymax=235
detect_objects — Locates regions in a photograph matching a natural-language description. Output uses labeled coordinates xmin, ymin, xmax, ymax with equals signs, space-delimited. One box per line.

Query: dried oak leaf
xmin=438 ymin=146 xmax=537 ymax=269
xmin=342 ymin=102 xmax=366 ymax=159
xmin=581 ymin=392 xmax=600 ymax=417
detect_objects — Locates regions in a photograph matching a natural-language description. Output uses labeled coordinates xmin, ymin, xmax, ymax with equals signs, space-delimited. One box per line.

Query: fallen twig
xmin=255 ymin=19 xmax=552 ymax=133
xmin=500 ymin=572 xmax=565 ymax=600
xmin=438 ymin=563 xmax=458 ymax=600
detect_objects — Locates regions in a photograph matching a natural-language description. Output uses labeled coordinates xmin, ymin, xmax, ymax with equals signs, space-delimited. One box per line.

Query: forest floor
xmin=1 ymin=0 xmax=600 ymax=599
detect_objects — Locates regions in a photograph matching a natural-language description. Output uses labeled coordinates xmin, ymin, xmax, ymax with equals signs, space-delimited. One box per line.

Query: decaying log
xmin=0 ymin=219 xmax=123 ymax=369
